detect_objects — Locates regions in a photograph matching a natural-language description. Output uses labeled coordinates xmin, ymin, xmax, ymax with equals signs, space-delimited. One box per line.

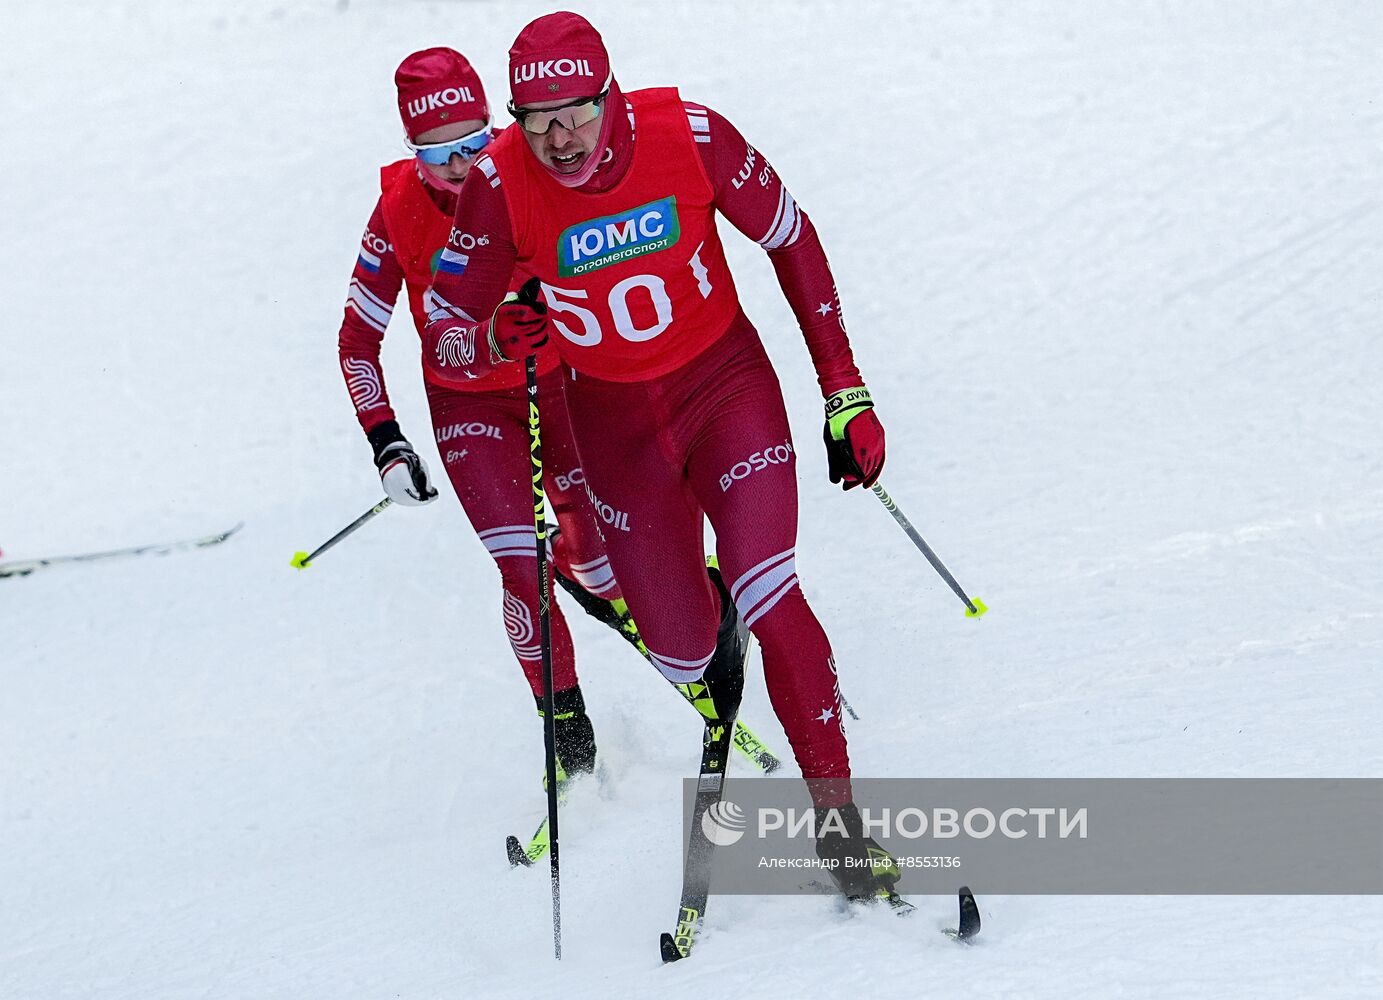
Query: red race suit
xmin=337 ymin=158 xmax=617 ymax=698
xmin=424 ymin=90 xmax=868 ymax=806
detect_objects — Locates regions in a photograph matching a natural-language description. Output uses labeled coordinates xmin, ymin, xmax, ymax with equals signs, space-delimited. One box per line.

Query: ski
xmin=803 ymin=881 xmax=982 ymax=941
xmin=507 ymin=818 xmax=553 ymax=868
xmin=0 ymin=523 xmax=244 ymax=579
xmin=658 ymin=704 xmax=738 ymax=963
xmin=950 ymin=886 xmax=982 ymax=941
xmin=506 ymin=759 xmax=574 ymax=868
xmin=657 ymin=606 xmax=752 ymax=963
xmin=879 ymin=886 xmax=981 ymax=942
xmin=654 ymin=561 xmax=758 ymax=963
xmin=730 ymin=717 xmax=781 ymax=774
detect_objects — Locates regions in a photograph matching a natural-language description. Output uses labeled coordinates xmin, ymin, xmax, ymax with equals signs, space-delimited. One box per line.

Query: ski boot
xmin=536 ymin=684 xmax=597 ymax=786
xmin=687 ymin=561 xmax=748 ymax=724
xmin=813 ymin=802 xmax=902 ymax=901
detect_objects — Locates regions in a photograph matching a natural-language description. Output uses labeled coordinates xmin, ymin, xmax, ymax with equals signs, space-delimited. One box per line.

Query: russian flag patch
xmin=437 ymin=248 xmax=469 ymax=275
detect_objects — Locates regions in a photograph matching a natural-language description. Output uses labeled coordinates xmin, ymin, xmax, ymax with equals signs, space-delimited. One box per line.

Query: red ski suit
xmin=337 ymin=158 xmax=617 ymax=697
xmin=424 ymin=90 xmax=866 ymax=806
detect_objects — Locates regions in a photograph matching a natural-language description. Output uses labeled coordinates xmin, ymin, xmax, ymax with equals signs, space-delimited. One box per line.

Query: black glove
xmin=367 ymin=420 xmax=438 ymax=506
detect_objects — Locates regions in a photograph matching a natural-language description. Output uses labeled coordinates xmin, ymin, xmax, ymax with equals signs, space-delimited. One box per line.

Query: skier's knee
xmin=724 ymin=547 xmax=800 ymax=632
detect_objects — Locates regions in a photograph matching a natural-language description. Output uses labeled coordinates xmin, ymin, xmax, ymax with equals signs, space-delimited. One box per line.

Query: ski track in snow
xmin=3 ymin=1 xmax=1381 ymax=997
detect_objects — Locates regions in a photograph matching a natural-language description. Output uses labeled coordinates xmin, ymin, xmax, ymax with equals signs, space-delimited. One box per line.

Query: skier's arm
xmin=421 ymin=156 xmax=523 ymax=385
xmin=337 ymin=199 xmax=405 ymax=432
xmin=337 ymin=199 xmax=438 ymax=506
xmin=693 ymin=102 xmax=883 ymax=489
xmin=691 ymin=103 xmax=862 ymax=396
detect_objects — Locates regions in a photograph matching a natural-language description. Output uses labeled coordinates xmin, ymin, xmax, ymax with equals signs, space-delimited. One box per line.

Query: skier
xmin=337 ymin=47 xmax=624 ymax=780
xmin=422 ymin=14 xmax=897 ymax=899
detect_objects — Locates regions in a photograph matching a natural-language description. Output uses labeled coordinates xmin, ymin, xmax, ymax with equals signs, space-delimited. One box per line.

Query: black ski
xmin=506 ymin=834 xmax=530 ymax=868
xmin=951 ymin=886 xmax=982 ymax=941
xmin=882 ymin=886 xmax=981 ymax=941
xmin=802 ymin=881 xmax=982 ymax=942
xmin=658 ymin=580 xmax=752 ymax=964
xmin=659 ymin=706 xmax=738 ymax=963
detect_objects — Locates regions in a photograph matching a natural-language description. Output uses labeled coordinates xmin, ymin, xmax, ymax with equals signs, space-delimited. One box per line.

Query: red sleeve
xmin=421 ymin=154 xmax=520 ymax=386
xmin=337 ymin=198 xmax=405 ymax=433
xmin=690 ymin=102 xmax=863 ymax=396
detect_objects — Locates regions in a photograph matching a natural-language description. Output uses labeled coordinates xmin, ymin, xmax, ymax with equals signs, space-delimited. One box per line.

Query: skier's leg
xmin=427 ymin=383 xmax=593 ymax=771
xmin=539 ymin=369 xmax=621 ymax=606
xmin=559 ymin=371 xmax=722 ymax=691
xmin=682 ymin=325 xmax=898 ymax=896
xmin=684 ymin=326 xmax=852 ymax=808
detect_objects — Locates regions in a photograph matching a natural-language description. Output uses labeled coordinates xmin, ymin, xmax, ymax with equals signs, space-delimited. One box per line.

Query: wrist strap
xmin=823 ymin=386 xmax=872 ymax=416
xmin=823 ymin=387 xmax=873 ymax=442
xmin=487 ymin=321 xmax=512 ymax=364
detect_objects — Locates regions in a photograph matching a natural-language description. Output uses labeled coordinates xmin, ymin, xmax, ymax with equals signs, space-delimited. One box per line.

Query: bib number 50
xmin=541 ymin=274 xmax=676 ymax=347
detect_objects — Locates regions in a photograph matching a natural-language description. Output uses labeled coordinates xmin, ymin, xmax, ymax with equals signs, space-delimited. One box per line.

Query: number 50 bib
xmin=485 ymin=87 xmax=740 ymax=382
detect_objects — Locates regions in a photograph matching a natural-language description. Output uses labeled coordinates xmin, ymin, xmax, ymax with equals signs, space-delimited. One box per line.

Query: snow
xmin=3 ymin=1 xmax=1381 ymax=996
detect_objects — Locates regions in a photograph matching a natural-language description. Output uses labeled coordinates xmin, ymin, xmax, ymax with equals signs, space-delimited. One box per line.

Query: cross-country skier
xmin=337 ymin=47 xmax=624 ymax=779
xmin=422 ymin=15 xmax=897 ymax=898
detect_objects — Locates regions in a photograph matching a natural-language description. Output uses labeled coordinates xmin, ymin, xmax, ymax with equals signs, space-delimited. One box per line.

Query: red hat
xmin=508 ymin=12 xmax=610 ymax=108
xmin=395 ymin=48 xmax=488 ymax=141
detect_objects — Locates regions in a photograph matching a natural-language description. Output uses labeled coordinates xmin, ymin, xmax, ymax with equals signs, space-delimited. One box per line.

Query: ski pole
xmin=526 ymin=353 xmax=563 ymax=960
xmin=871 ymin=483 xmax=987 ymax=618
xmin=290 ymin=498 xmax=392 ymax=569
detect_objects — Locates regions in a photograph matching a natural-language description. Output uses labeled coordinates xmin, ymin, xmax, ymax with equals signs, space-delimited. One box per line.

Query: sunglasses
xmin=408 ymin=124 xmax=494 ymax=165
xmin=507 ymin=86 xmax=610 ymax=136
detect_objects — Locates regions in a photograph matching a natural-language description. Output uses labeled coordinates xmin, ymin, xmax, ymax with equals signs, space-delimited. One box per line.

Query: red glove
xmin=487 ymin=276 xmax=549 ymax=362
xmin=823 ymin=387 xmax=885 ymax=490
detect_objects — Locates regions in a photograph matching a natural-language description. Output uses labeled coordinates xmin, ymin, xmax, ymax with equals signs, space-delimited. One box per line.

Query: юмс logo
xmin=558 ymin=197 xmax=681 ymax=277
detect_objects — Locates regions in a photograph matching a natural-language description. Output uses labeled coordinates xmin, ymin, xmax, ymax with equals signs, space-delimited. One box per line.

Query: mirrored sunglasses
xmin=507 ymin=91 xmax=608 ymax=136
xmin=408 ymin=125 xmax=494 ymax=165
